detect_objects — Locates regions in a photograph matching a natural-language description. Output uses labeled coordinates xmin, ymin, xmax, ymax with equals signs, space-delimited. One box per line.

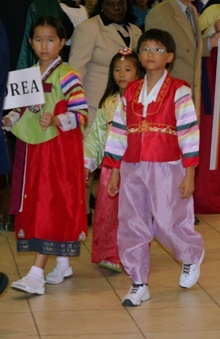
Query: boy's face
xmin=138 ymin=39 xmax=174 ymax=72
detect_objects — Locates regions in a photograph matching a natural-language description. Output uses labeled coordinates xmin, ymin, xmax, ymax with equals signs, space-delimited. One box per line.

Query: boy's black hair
xmin=99 ymin=51 xmax=144 ymax=108
xmin=137 ymin=28 xmax=176 ymax=55
xmin=29 ymin=15 xmax=66 ymax=40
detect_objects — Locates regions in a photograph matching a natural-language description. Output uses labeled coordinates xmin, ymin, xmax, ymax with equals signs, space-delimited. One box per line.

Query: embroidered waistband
xmin=127 ymin=120 xmax=177 ymax=135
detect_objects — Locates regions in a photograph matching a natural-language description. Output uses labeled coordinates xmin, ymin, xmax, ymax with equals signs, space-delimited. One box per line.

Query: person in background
xmin=69 ymin=0 xmax=142 ymax=225
xmin=194 ymin=4 xmax=220 ymax=213
xmin=145 ymin=0 xmax=220 ymax=225
xmin=0 ymin=20 xmax=10 ymax=295
xmin=0 ymin=19 xmax=10 ymax=189
xmin=145 ymin=0 xmax=220 ymax=117
xmin=199 ymin=3 xmax=220 ymax=33
xmin=85 ymin=0 xmax=98 ymax=14
xmin=58 ymin=0 xmax=88 ymax=62
xmin=2 ymin=16 xmax=88 ymax=294
xmin=133 ymin=0 xmax=150 ymax=32
xmin=193 ymin=0 xmax=220 ymax=14
xmin=105 ymin=29 xmax=204 ymax=307
xmin=84 ymin=48 xmax=143 ymax=272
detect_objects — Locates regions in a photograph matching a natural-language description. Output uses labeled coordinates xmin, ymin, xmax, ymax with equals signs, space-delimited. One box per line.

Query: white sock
xmin=52 ymin=257 xmax=70 ymax=275
xmin=57 ymin=257 xmax=69 ymax=265
xmin=28 ymin=266 xmax=44 ymax=279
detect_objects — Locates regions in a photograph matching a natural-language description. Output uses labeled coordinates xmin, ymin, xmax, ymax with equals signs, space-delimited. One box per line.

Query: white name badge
xmin=3 ymin=66 xmax=45 ymax=110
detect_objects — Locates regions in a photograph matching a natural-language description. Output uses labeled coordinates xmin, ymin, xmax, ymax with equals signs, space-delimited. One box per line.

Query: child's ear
xmin=59 ymin=38 xmax=66 ymax=50
xmin=29 ymin=38 xmax=33 ymax=47
xmin=167 ymin=52 xmax=174 ymax=64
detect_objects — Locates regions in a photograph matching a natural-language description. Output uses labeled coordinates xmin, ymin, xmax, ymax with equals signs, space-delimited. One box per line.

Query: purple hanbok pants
xmin=118 ymin=161 xmax=204 ymax=283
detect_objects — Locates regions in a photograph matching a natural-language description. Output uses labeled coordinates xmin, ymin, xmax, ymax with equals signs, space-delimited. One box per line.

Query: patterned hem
xmin=17 ymin=238 xmax=81 ymax=257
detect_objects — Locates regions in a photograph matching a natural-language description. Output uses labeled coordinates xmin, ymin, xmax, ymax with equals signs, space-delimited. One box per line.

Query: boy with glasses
xmin=104 ymin=29 xmax=204 ymax=307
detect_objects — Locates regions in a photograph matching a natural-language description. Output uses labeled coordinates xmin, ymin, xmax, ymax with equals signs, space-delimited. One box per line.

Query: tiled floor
xmin=1 ymin=214 xmax=220 ymax=338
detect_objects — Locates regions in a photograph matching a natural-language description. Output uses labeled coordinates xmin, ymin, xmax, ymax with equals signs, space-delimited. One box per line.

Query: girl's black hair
xmin=99 ymin=51 xmax=144 ymax=108
xmin=60 ymin=0 xmax=86 ymax=7
xmin=29 ymin=15 xmax=66 ymax=40
xmin=90 ymin=0 xmax=136 ymax=23
xmin=137 ymin=28 xmax=176 ymax=55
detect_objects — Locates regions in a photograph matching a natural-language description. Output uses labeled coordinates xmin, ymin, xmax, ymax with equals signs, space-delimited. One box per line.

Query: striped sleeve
xmin=175 ymin=85 xmax=199 ymax=167
xmin=103 ymin=99 xmax=127 ymax=169
xmin=60 ymin=70 xmax=88 ymax=127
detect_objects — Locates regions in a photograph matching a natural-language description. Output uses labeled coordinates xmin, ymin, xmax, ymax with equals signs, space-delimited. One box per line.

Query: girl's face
xmin=29 ymin=25 xmax=65 ymax=66
xmin=113 ymin=58 xmax=139 ymax=95
xmin=138 ymin=39 xmax=174 ymax=72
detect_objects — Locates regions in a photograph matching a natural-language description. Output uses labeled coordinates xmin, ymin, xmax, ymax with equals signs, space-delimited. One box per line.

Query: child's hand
xmin=2 ymin=117 xmax=12 ymax=128
xmin=84 ymin=168 xmax=90 ymax=186
xmin=108 ymin=181 xmax=119 ymax=196
xmin=107 ymin=168 xmax=120 ymax=197
xmin=179 ymin=167 xmax=195 ymax=199
xmin=40 ymin=112 xmax=53 ymax=131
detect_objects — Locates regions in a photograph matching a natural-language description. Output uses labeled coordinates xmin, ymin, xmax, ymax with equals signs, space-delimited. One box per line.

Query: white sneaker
xmin=46 ymin=265 xmax=73 ymax=284
xmin=179 ymin=249 xmax=205 ymax=289
xmin=122 ymin=284 xmax=150 ymax=307
xmin=11 ymin=274 xmax=45 ymax=294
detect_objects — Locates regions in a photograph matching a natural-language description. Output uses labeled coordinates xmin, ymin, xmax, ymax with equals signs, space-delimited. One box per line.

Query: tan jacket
xmin=69 ymin=15 xmax=141 ymax=109
xmin=145 ymin=0 xmax=210 ymax=117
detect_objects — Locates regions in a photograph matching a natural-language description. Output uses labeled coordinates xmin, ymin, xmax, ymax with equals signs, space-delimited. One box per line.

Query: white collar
xmin=139 ymin=69 xmax=167 ymax=117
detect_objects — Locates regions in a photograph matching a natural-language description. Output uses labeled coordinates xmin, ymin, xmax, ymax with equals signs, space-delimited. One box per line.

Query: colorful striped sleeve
xmin=60 ymin=70 xmax=88 ymax=126
xmin=175 ymin=85 xmax=199 ymax=168
xmin=103 ymin=99 xmax=127 ymax=169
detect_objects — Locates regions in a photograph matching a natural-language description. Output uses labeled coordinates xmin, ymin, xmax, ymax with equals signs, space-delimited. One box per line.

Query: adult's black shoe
xmin=87 ymin=211 xmax=93 ymax=226
xmin=194 ymin=216 xmax=200 ymax=225
xmin=89 ymin=193 xmax=96 ymax=209
xmin=0 ymin=272 xmax=9 ymax=295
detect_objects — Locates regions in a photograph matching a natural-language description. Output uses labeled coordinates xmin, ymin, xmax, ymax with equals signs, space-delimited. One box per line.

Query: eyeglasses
xmin=139 ymin=47 xmax=167 ymax=55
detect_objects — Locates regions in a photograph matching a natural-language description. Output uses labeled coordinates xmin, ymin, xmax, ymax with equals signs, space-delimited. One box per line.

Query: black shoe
xmin=89 ymin=193 xmax=96 ymax=209
xmin=194 ymin=216 xmax=200 ymax=225
xmin=7 ymin=215 xmax=15 ymax=232
xmin=87 ymin=211 xmax=93 ymax=226
xmin=0 ymin=272 xmax=9 ymax=295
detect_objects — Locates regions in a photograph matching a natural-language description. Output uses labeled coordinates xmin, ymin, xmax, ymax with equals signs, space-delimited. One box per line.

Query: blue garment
xmin=0 ymin=20 xmax=10 ymax=175
xmin=133 ymin=6 xmax=150 ymax=30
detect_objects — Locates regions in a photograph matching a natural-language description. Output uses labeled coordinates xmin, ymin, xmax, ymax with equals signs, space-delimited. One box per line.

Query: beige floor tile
xmin=33 ymin=310 xmax=140 ymax=336
xmin=145 ymin=330 xmax=220 ymax=339
xmin=196 ymin=223 xmax=220 ymax=239
xmin=29 ymin=289 xmax=122 ymax=312
xmin=41 ymin=335 xmax=145 ymax=339
xmin=0 ymin=289 xmax=31 ymax=312
xmin=0 ymin=312 xmax=39 ymax=336
xmin=202 ymin=285 xmax=220 ymax=306
xmin=199 ymin=268 xmax=220 ymax=287
xmin=129 ymin=306 xmax=220 ymax=332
